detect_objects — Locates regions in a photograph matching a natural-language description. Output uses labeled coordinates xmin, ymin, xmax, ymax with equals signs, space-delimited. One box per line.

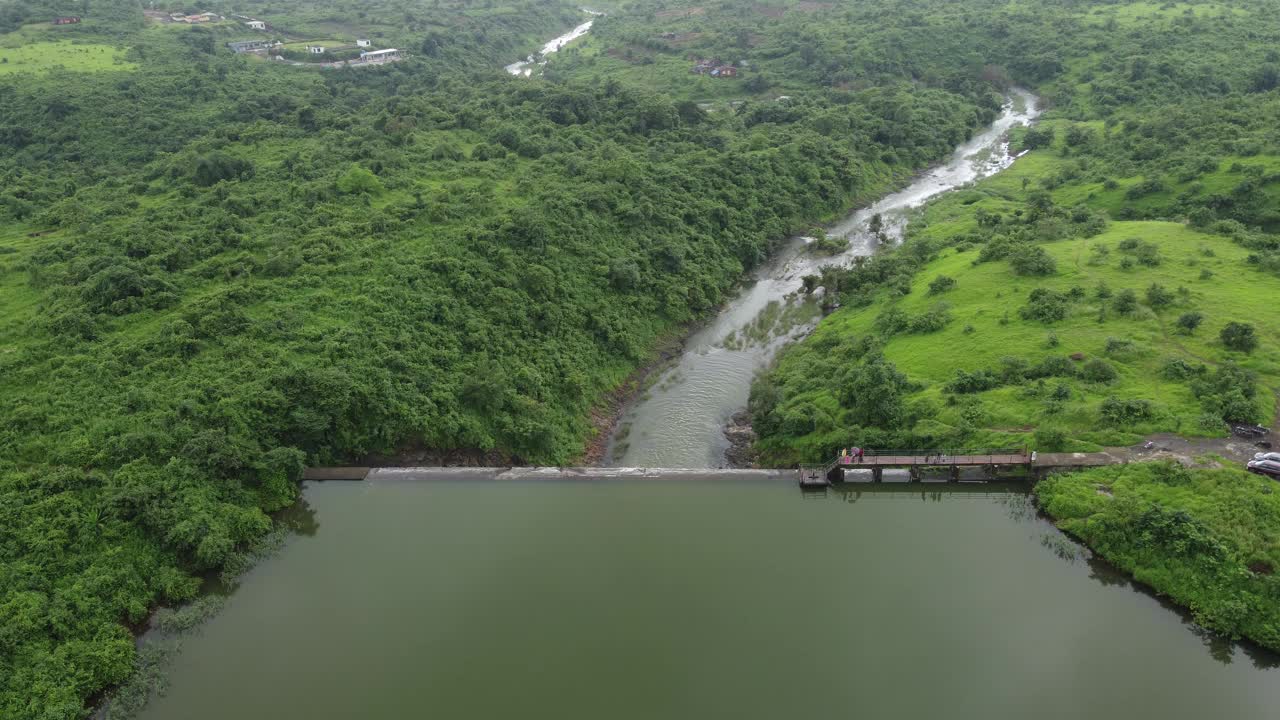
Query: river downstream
xmin=606 ymin=90 xmax=1040 ymax=468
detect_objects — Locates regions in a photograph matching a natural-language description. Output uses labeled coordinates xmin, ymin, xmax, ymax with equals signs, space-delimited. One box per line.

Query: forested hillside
xmin=0 ymin=1 xmax=1006 ymax=716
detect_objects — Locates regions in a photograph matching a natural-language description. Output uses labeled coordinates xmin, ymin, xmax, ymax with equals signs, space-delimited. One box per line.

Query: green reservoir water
xmin=136 ymin=479 xmax=1280 ymax=719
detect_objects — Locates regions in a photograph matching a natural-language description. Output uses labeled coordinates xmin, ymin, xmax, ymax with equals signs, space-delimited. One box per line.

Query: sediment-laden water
xmin=504 ymin=9 xmax=600 ymax=77
xmin=605 ymin=90 xmax=1040 ymax=469
xmin=134 ymin=479 xmax=1280 ymax=720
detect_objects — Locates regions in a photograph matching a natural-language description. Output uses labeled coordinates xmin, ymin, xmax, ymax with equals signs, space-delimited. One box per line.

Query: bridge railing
xmin=860 ymin=447 xmax=1026 ymax=458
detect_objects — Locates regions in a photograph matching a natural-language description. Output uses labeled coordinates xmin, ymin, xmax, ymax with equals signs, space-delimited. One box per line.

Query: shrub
xmin=1220 ymin=322 xmax=1258 ymax=352
xmin=946 ymin=368 xmax=1002 ymax=394
xmin=1103 ymin=337 xmax=1137 ymax=357
xmin=1099 ymin=396 xmax=1153 ymax=425
xmin=1125 ymin=177 xmax=1167 ymax=199
xmin=1034 ymin=426 xmax=1068 ymax=451
xmin=1135 ymin=243 xmax=1162 ymax=267
xmin=1080 ymin=358 xmax=1119 ymax=383
xmin=874 ymin=307 xmax=909 ymax=335
xmin=1161 ymin=358 xmax=1206 ymax=380
xmin=1020 ymin=287 xmax=1070 ymax=323
xmin=928 ymin=275 xmax=956 ymax=294
xmin=907 ymin=304 xmax=952 ymax=333
xmin=1145 ymin=283 xmax=1174 ymax=309
xmin=1192 ymin=363 xmax=1259 ymax=423
xmin=1087 ymin=244 xmax=1110 ymax=266
xmin=1113 ymin=289 xmax=1138 ymax=315
xmin=1029 ymin=354 xmax=1076 ymax=379
xmin=999 ymin=356 xmax=1029 ymax=382
xmin=1175 ymin=312 xmax=1203 ymax=334
xmin=1009 ymin=244 xmax=1058 ymax=276
xmin=194 ymin=153 xmax=254 ymax=187
xmin=337 ymin=165 xmax=385 ymax=195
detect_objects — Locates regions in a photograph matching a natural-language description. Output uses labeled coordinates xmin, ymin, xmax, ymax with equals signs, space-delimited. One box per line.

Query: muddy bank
xmin=574 ymin=329 xmax=691 ymax=466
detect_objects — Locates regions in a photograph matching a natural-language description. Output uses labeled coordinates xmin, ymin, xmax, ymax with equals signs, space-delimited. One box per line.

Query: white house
xmin=307 ymin=45 xmax=325 ymax=54
xmin=359 ymin=48 xmax=401 ymax=62
xmin=246 ymin=20 xmax=265 ymax=30
xmin=356 ymin=39 xmax=371 ymax=47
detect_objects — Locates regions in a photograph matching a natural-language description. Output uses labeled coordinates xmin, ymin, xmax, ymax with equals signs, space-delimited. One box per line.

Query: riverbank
xmin=1036 ymin=462 xmax=1280 ymax=652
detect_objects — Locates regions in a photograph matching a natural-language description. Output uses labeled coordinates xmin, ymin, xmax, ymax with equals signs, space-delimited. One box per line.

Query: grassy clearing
xmin=805 ymin=215 xmax=1279 ymax=449
xmin=0 ymin=40 xmax=134 ymax=74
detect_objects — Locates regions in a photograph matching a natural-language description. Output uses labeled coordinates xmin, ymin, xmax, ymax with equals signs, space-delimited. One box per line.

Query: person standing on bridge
xmin=852 ymin=446 xmax=863 ymax=463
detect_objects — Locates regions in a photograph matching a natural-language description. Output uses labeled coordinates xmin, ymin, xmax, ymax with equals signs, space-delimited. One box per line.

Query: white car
xmin=1252 ymin=452 xmax=1280 ymax=462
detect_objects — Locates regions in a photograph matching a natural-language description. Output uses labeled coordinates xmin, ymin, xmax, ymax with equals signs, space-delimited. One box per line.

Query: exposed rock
xmin=723 ymin=409 xmax=757 ymax=468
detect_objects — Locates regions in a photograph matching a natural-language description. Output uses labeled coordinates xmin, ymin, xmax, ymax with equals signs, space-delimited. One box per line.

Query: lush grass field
xmin=0 ymin=39 xmax=133 ymax=73
xmin=768 ymin=212 xmax=1279 ymax=455
xmin=1037 ymin=462 xmax=1280 ymax=650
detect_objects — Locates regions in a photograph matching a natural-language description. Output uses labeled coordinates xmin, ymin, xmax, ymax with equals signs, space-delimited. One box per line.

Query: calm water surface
xmin=137 ymin=480 xmax=1280 ymax=720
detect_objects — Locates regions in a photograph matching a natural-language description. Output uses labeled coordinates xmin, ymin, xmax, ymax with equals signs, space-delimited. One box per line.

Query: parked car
xmin=1246 ymin=459 xmax=1280 ymax=478
xmin=1253 ymin=452 xmax=1280 ymax=462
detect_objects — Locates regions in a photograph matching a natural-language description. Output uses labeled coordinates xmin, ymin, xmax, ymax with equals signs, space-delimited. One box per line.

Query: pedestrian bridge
xmin=798 ymin=448 xmax=1115 ymax=488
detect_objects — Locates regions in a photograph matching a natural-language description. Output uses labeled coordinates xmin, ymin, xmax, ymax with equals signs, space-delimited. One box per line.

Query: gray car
xmin=1246 ymin=458 xmax=1280 ymax=477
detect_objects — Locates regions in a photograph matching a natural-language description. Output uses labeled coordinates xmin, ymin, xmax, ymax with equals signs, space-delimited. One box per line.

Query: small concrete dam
xmin=302 ymin=450 xmax=1117 ymax=486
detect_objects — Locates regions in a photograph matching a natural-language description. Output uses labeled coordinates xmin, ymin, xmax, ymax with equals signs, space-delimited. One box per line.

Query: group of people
xmin=838 ymin=446 xmax=865 ymax=463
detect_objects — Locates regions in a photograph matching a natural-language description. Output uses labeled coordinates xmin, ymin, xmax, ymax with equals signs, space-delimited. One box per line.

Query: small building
xmin=307 ymin=45 xmax=326 ymax=54
xmin=184 ymin=13 xmax=218 ymax=23
xmin=245 ymin=20 xmax=266 ymax=30
xmin=227 ymin=40 xmax=274 ymax=53
xmin=52 ymin=16 xmax=81 ymax=25
xmin=711 ymin=65 xmax=737 ymax=78
xmin=356 ymin=39 xmax=372 ymax=47
xmin=359 ymin=48 xmax=401 ymax=62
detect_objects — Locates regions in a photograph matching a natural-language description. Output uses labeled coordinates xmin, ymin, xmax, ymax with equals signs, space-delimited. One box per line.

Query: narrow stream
xmin=606 ymin=90 xmax=1041 ymax=468
xmin=504 ymin=9 xmax=601 ymax=76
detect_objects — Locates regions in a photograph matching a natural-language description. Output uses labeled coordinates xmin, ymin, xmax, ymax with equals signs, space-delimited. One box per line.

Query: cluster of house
xmin=170 ymin=12 xmax=221 ymax=23
xmin=51 ymin=16 xmax=81 ymax=25
xmin=690 ymin=58 xmax=739 ymax=77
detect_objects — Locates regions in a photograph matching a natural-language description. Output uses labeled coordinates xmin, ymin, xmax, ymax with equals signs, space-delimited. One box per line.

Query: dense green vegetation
xmin=751 ymin=0 xmax=1280 ymax=463
xmin=0 ymin=0 xmax=1008 ymax=716
xmin=1037 ymin=463 xmax=1280 ymax=651
xmin=4 ymin=0 xmax=1280 ymax=715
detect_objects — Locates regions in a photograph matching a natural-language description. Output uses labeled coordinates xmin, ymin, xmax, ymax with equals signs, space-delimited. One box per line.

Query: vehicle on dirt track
xmin=1246 ymin=458 xmax=1280 ymax=478
xmin=1233 ymin=424 xmax=1269 ymax=438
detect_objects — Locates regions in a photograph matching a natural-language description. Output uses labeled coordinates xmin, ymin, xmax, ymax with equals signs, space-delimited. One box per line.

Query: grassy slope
xmin=1037 ymin=462 xmax=1280 ymax=650
xmin=0 ymin=22 xmax=135 ymax=73
xmin=757 ymin=156 xmax=1280 ymax=461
